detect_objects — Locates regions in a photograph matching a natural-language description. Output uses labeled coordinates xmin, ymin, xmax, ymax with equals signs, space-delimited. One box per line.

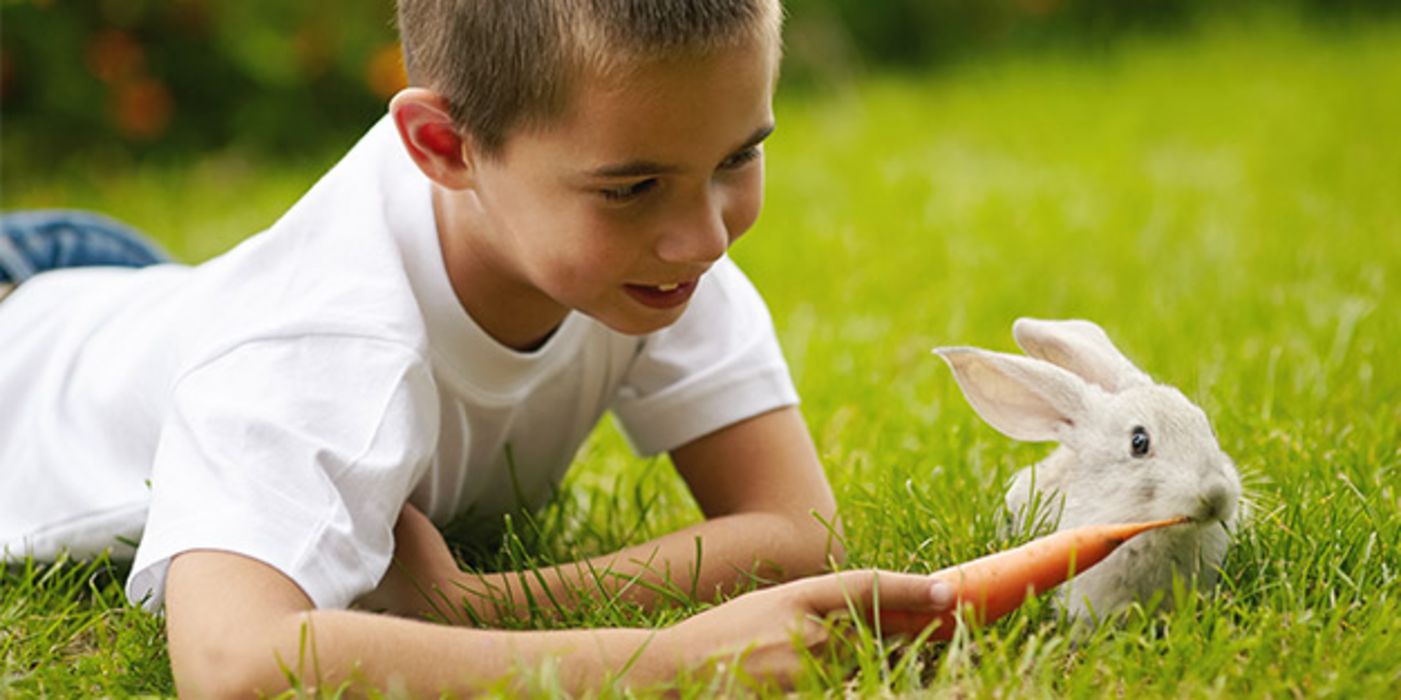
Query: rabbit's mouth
xmin=1178 ymin=514 xmax=1237 ymax=540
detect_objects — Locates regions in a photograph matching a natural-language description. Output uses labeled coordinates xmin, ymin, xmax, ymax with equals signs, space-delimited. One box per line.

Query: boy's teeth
xmin=655 ymin=283 xmax=679 ymax=292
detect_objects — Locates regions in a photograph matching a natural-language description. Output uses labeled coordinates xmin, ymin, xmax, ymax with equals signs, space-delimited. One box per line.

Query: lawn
xmin=3 ymin=15 xmax=1398 ymax=698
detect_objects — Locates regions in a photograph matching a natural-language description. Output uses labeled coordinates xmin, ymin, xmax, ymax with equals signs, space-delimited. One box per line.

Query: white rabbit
xmin=935 ymin=318 xmax=1242 ymax=619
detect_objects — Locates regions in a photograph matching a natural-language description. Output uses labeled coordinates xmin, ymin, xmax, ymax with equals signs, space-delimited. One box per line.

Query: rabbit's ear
xmin=934 ymin=346 xmax=1091 ymax=443
xmin=1011 ymin=318 xmax=1151 ymax=393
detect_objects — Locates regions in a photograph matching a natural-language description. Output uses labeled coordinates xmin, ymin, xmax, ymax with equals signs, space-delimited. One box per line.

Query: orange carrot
xmin=878 ymin=517 xmax=1188 ymax=639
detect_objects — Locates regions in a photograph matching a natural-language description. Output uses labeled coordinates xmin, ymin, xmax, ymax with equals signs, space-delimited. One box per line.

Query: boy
xmin=0 ymin=0 xmax=952 ymax=694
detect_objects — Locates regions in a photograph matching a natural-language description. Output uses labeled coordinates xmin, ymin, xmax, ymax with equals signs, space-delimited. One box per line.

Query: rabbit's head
xmin=935 ymin=318 xmax=1241 ymax=617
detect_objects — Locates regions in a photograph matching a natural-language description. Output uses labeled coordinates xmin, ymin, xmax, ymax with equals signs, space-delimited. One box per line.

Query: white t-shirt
xmin=0 ymin=115 xmax=798 ymax=612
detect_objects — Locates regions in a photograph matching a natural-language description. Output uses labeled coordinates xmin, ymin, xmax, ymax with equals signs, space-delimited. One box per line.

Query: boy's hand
xmin=659 ymin=570 xmax=955 ymax=688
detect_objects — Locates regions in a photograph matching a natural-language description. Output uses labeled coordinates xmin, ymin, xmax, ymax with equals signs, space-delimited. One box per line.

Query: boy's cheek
xmin=725 ymin=186 xmax=765 ymax=241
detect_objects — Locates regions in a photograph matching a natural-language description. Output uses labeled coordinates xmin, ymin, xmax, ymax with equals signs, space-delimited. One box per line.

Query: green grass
xmin=4 ymin=15 xmax=1399 ymax=698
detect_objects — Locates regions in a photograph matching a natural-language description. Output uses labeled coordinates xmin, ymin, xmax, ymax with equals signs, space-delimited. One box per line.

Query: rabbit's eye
xmin=1130 ymin=426 xmax=1151 ymax=457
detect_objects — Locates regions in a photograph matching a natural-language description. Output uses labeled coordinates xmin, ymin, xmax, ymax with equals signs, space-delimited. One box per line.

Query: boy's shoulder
xmin=94 ymin=116 xmax=439 ymax=387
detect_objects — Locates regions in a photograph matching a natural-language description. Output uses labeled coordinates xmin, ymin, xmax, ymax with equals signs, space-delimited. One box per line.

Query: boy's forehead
xmin=516 ymin=39 xmax=779 ymax=167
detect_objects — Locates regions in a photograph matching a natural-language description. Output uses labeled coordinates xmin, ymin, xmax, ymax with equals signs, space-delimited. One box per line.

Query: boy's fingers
xmin=799 ymin=570 xmax=955 ymax=615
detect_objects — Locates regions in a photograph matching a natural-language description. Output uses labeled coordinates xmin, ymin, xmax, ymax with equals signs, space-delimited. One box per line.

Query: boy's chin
xmin=590 ymin=305 xmax=688 ymax=337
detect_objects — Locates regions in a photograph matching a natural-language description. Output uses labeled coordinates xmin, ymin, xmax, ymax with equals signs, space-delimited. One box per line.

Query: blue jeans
xmin=0 ymin=210 xmax=171 ymax=284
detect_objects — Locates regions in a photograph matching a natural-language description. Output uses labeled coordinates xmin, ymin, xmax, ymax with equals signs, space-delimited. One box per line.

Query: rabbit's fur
xmin=936 ymin=318 xmax=1241 ymax=619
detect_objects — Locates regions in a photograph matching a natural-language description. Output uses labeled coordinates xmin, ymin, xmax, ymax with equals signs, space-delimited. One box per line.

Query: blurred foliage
xmin=781 ymin=0 xmax=1398 ymax=76
xmin=1 ymin=0 xmax=1396 ymax=173
xmin=1 ymin=0 xmax=404 ymax=170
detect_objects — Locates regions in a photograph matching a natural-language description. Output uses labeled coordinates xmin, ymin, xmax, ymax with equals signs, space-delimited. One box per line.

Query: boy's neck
xmin=431 ymin=187 xmax=567 ymax=352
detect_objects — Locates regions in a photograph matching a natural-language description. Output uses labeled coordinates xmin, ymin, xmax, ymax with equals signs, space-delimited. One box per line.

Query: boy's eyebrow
xmin=586 ymin=123 xmax=776 ymax=179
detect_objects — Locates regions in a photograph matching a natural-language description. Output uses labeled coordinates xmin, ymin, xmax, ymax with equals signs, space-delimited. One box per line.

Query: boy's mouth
xmin=624 ymin=280 xmax=697 ymax=309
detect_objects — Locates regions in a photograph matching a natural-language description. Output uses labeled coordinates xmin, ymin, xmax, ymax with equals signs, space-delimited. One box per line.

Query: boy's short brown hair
xmin=396 ymin=0 xmax=783 ymax=156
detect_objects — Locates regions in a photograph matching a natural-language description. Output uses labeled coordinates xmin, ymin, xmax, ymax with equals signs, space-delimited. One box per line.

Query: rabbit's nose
xmin=1196 ymin=479 xmax=1236 ymax=522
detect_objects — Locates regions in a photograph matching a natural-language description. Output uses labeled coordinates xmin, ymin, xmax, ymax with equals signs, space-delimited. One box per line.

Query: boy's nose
xmin=654 ymin=200 xmax=730 ymax=265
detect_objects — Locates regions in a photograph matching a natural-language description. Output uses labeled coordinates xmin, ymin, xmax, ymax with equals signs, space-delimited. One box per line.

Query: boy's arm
xmin=666 ymin=403 xmax=842 ymax=580
xmin=166 ymin=550 xmax=661 ymax=697
xmin=364 ymin=406 xmax=841 ymax=624
xmin=167 ymin=549 xmax=951 ymax=697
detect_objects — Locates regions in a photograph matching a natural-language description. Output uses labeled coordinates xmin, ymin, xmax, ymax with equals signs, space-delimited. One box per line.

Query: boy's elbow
xmin=823 ymin=533 xmax=848 ymax=568
xmin=177 ymin=665 xmax=270 ymax=700
xmin=784 ymin=509 xmax=846 ymax=576
xmin=171 ymin=616 xmax=301 ymax=699
xmin=175 ymin=648 xmax=283 ymax=699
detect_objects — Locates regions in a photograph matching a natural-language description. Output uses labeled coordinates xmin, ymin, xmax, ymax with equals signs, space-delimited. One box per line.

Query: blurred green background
xmin=1 ymin=0 xmax=1396 ymax=181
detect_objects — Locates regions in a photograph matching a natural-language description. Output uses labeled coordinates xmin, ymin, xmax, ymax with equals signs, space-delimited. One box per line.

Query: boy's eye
xmin=719 ymin=147 xmax=761 ymax=171
xmin=600 ymin=178 xmax=658 ymax=202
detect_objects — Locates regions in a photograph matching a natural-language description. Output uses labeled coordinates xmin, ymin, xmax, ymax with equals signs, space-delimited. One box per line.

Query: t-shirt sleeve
xmin=125 ymin=336 xmax=438 ymax=612
xmin=612 ymin=257 xmax=799 ymax=456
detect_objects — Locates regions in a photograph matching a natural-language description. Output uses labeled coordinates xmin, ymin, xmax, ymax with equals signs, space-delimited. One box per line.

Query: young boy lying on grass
xmin=0 ymin=0 xmax=954 ymax=694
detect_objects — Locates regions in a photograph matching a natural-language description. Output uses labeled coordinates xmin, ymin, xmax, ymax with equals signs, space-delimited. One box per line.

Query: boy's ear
xmin=389 ymin=88 xmax=475 ymax=190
